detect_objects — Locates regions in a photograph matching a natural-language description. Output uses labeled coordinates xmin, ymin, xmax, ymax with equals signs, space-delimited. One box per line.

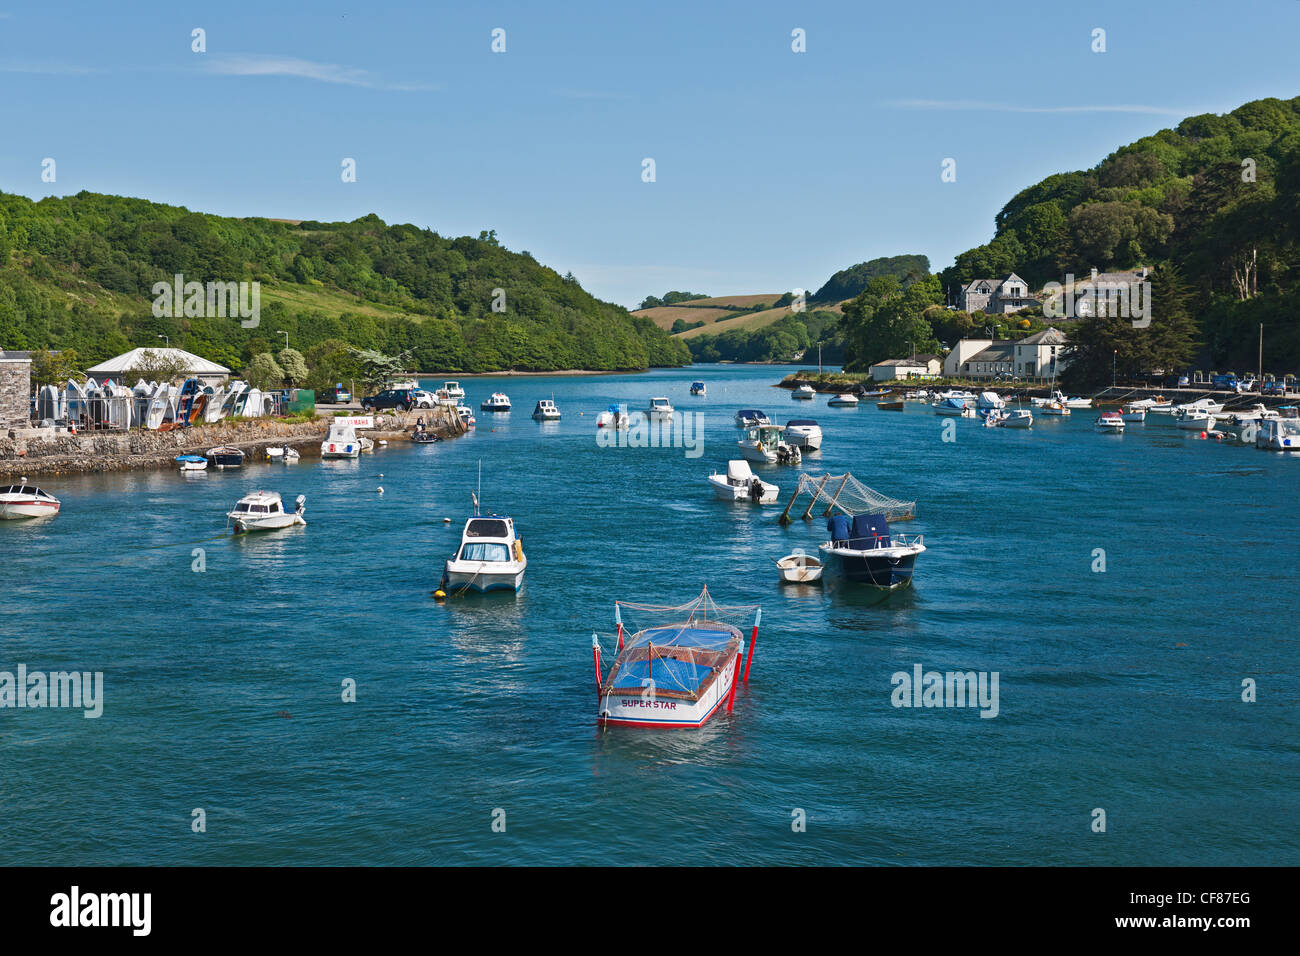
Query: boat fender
xmin=513 ymin=540 xmax=524 ymax=561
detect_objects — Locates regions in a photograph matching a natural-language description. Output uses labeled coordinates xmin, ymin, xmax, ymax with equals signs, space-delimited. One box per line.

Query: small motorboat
xmin=997 ymin=409 xmax=1033 ymax=428
xmin=1094 ymin=411 xmax=1125 ymax=432
xmin=207 ymin=446 xmax=245 ymax=470
xmin=1256 ymin=416 xmax=1300 ymax=451
xmin=442 ymin=381 xmax=466 ymax=400
xmin=597 ymin=404 xmax=630 ymax=429
xmin=321 ymin=422 xmax=364 ymax=458
xmin=647 ymin=396 xmax=675 ymax=419
xmin=533 ymin=399 xmax=561 ymax=421
xmin=784 ymin=419 xmax=823 ymax=451
xmin=481 ymin=392 xmax=512 ymax=412
xmin=707 ymin=459 xmax=779 ymax=503
xmin=933 ymin=397 xmax=974 ymax=417
xmin=227 ymin=491 xmax=306 ymax=532
xmin=820 ymin=513 xmax=924 ymax=590
xmin=792 ymin=384 xmax=816 ymax=400
xmin=0 ymin=480 xmax=61 ymax=520
xmin=411 ymin=429 xmax=440 ymax=444
xmin=265 ymin=445 xmax=301 ymax=463
xmin=441 ymin=514 xmax=527 ymax=593
xmin=456 ymin=404 xmax=477 ymax=428
xmin=982 ymin=409 xmax=1006 ymax=428
xmin=1040 ymin=400 xmax=1070 ymax=417
xmin=175 ymin=454 xmax=208 ymax=472
xmin=1119 ymin=406 xmax=1147 ymax=423
xmin=738 ymin=424 xmax=801 ymax=465
xmin=1128 ymin=396 xmax=1170 ymax=411
xmin=776 ymin=550 xmax=823 ymax=584
xmin=690 ymin=381 xmax=707 ymax=396
xmin=734 ymin=409 xmax=771 ymax=427
xmin=976 ymin=391 xmax=1006 ymax=414
xmin=827 ymin=393 xmax=859 ymax=407
xmin=1175 ymin=407 xmax=1215 ymax=431
xmin=594 ymin=588 xmax=760 ymax=729
xmin=1065 ymin=395 xmax=1093 ymax=409
xmin=876 ymin=399 xmax=905 ymax=411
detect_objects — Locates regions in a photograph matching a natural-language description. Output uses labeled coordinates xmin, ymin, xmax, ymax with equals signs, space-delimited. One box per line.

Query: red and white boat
xmin=593 ymin=589 xmax=760 ymax=729
xmin=1094 ymin=410 xmax=1125 ymax=432
xmin=0 ymin=479 xmax=61 ymax=520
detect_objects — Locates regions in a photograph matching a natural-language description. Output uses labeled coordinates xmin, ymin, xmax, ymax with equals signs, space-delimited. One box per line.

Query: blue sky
xmin=2 ymin=1 xmax=1298 ymax=308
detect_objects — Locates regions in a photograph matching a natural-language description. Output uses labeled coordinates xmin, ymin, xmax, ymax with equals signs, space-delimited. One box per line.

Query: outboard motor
xmin=295 ymin=495 xmax=307 ymax=516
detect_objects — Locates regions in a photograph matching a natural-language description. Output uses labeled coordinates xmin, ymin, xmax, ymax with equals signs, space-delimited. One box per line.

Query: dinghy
xmin=175 ymin=454 xmax=208 ymax=472
xmin=776 ymin=550 xmax=823 ymax=583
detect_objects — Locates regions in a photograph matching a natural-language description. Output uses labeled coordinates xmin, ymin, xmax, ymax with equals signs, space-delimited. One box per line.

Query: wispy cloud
xmin=889 ymin=98 xmax=1189 ymax=116
xmin=205 ymin=53 xmax=436 ymax=91
xmin=0 ymin=59 xmax=99 ymax=75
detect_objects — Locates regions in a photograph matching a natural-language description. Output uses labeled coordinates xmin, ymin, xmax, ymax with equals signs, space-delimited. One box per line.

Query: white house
xmin=870 ymin=354 xmax=943 ymax=381
xmin=1013 ymin=327 xmax=1068 ymax=378
xmin=943 ymin=338 xmax=992 ymax=377
xmin=944 ymin=328 xmax=1069 ymax=380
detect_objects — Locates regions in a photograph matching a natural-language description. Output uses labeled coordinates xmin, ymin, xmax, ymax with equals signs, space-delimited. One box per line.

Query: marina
xmin=1 ymin=363 xmax=1297 ymax=866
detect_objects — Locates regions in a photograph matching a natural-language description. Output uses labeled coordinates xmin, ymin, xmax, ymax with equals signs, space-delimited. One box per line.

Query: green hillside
xmin=0 ymin=190 xmax=690 ymax=378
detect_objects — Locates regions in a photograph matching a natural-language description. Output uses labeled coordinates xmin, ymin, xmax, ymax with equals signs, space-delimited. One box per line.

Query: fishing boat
xmin=877 ymin=399 xmax=905 ymax=411
xmin=776 ymin=550 xmax=823 ymax=584
xmin=707 ymin=460 xmax=779 ymax=503
xmin=593 ymin=588 xmax=760 ymax=729
xmin=0 ymin=480 xmax=61 ymax=520
xmin=1256 ymin=416 xmax=1300 ymax=451
xmin=792 ymin=384 xmax=816 ymax=400
xmin=442 ymin=381 xmax=465 ymax=400
xmin=1175 ymin=407 xmax=1214 ymax=431
xmin=227 ymin=491 xmax=306 ymax=532
xmin=1040 ymin=400 xmax=1070 ymax=417
xmin=1094 ymin=411 xmax=1125 ymax=432
xmin=175 ymin=454 xmax=208 ymax=472
xmin=737 ymin=424 xmax=801 ymax=465
xmin=647 ymin=396 xmax=675 ymax=419
xmin=734 ymin=408 xmax=771 ymax=427
xmin=441 ymin=514 xmax=527 ymax=593
xmin=933 ymin=397 xmax=974 ymax=417
xmin=265 ymin=445 xmax=300 ymax=463
xmin=1119 ymin=406 xmax=1147 ymax=423
xmin=997 ymin=409 xmax=1033 ymax=428
xmin=690 ymin=381 xmax=707 ymax=396
xmin=456 ymin=404 xmax=477 ymax=428
xmin=207 ymin=446 xmax=246 ymax=470
xmin=532 ymin=399 xmax=561 ymax=421
xmin=783 ymin=419 xmax=823 ymax=451
xmin=321 ymin=421 xmax=364 ymax=458
xmin=827 ymin=393 xmax=859 ymax=407
xmin=820 ymin=513 xmax=925 ymax=590
xmin=481 ymin=392 xmax=512 ymax=412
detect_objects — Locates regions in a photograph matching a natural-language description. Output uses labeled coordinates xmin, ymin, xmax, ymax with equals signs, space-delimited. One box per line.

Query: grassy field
xmin=635 ymin=306 xmax=740 ymax=330
xmin=673 ymin=298 xmax=848 ymax=340
xmin=259 ymin=281 xmax=421 ymax=321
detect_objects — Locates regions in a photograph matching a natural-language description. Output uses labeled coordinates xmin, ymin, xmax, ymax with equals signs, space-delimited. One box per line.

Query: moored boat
xmin=996 ymin=409 xmax=1033 ymax=428
xmin=265 ymin=445 xmax=301 ymax=463
xmin=1094 ymin=411 xmax=1125 ymax=432
xmin=481 ymin=392 xmax=512 ymax=412
xmin=690 ymin=381 xmax=707 ymax=396
xmin=827 ymin=393 xmax=859 ymax=407
xmin=877 ymin=399 xmax=905 ymax=411
xmin=441 ymin=513 xmax=527 ymax=593
xmin=0 ymin=480 xmax=61 ymax=520
xmin=227 ymin=491 xmax=306 ymax=532
xmin=776 ymin=550 xmax=823 ymax=583
xmin=321 ymin=421 xmax=364 ymax=458
xmin=442 ymin=381 xmax=465 ymax=400
xmin=707 ymin=460 xmax=779 ymax=503
xmin=783 ymin=419 xmax=823 ymax=451
xmin=532 ymin=399 xmax=561 ymax=421
xmin=1119 ymin=406 xmax=1147 ymax=423
xmin=820 ymin=513 xmax=925 ymax=590
xmin=207 ymin=446 xmax=246 ymax=470
xmin=792 ymin=384 xmax=815 ymax=400
xmin=1255 ymin=414 xmax=1300 ymax=451
xmin=737 ymin=424 xmax=801 ymax=465
xmin=734 ymin=408 xmax=771 ymax=427
xmin=175 ymin=454 xmax=208 ymax=472
xmin=647 ymin=396 xmax=675 ymax=419
xmin=933 ymin=397 xmax=974 ymax=417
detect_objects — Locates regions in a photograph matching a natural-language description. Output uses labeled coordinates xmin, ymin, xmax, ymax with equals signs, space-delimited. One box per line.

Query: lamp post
xmin=158 ymin=334 xmax=169 ymax=348
xmin=1113 ymin=349 xmax=1117 ymax=388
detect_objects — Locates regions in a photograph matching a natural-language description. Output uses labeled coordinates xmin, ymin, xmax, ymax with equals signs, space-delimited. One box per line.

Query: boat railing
xmin=827 ymin=533 xmax=924 ymax=550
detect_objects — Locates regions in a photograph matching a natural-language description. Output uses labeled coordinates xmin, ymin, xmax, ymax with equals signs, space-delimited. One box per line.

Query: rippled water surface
xmin=1 ymin=364 xmax=1296 ymax=865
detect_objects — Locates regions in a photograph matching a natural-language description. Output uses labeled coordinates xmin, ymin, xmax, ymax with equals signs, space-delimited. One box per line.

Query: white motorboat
xmin=976 ymin=391 xmax=1006 ymax=413
xmin=175 ymin=454 xmax=208 ymax=472
xmin=442 ymin=381 xmax=465 ymax=400
xmin=1175 ymin=407 xmax=1215 ymax=431
xmin=1217 ymin=405 xmax=1278 ymax=441
xmin=456 ymin=404 xmax=477 ymax=428
xmin=933 ymin=397 xmax=974 ymax=417
xmin=481 ymin=392 xmax=512 ymax=412
xmin=1128 ymin=396 xmax=1171 ymax=411
xmin=734 ymin=409 xmax=771 ymax=427
xmin=776 ymin=549 xmax=824 ymax=584
xmin=1256 ymin=416 xmax=1300 ymax=451
xmin=997 ymin=409 xmax=1033 ymax=428
xmin=227 ymin=491 xmax=306 ymax=532
xmin=784 ymin=418 xmax=823 ymax=451
xmin=792 ymin=384 xmax=816 ymax=400
xmin=982 ymin=409 xmax=1006 ymax=428
xmin=1175 ymin=397 xmax=1225 ymax=415
xmin=707 ymin=459 xmax=779 ymax=503
xmin=1065 ymin=396 xmax=1093 ymax=409
xmin=647 ymin=396 xmax=674 ymax=419
xmin=265 ymin=445 xmax=301 ymax=463
xmin=597 ymin=404 xmax=630 ymax=429
xmin=738 ymin=424 xmax=802 ymax=465
xmin=827 ymin=393 xmax=859 ymax=407
xmin=532 ymin=399 xmax=561 ymax=421
xmin=904 ymin=389 xmax=930 ymax=401
xmin=321 ymin=421 xmax=364 ymax=458
xmin=0 ymin=480 xmax=61 ymax=520
xmin=1119 ymin=407 xmax=1147 ymax=423
xmin=1094 ymin=411 xmax=1125 ymax=432
xmin=441 ymin=514 xmax=527 ymax=593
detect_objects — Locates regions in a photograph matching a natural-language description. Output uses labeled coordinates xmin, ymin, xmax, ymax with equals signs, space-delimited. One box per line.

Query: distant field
xmin=672 ymin=298 xmax=848 ymax=340
xmin=260 ymin=282 xmax=419 ymax=320
xmin=676 ymin=294 xmax=778 ymax=309
xmin=636 ymin=306 xmax=738 ymax=330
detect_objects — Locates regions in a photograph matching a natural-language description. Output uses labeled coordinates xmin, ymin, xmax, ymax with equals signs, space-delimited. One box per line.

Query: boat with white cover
xmin=784 ymin=419 xmax=823 ymax=451
xmin=321 ymin=420 xmax=365 ymax=458
xmin=934 ymin=397 xmax=974 ymax=417
xmin=734 ymin=408 xmax=771 ymax=427
xmin=0 ymin=480 xmax=61 ymax=520
xmin=827 ymin=393 xmax=859 ymax=407
xmin=441 ymin=514 xmax=527 ymax=593
xmin=227 ymin=491 xmax=306 ymax=532
xmin=792 ymin=384 xmax=816 ymax=400
xmin=707 ymin=460 xmax=779 ymax=503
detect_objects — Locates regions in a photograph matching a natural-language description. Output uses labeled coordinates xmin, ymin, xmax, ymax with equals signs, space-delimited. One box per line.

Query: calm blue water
xmin=1 ymin=364 xmax=1296 ymax=865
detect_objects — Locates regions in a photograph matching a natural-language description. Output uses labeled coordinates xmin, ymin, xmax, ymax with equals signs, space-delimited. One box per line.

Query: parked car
xmin=361 ymin=388 xmax=415 ymax=411
xmin=410 ymin=389 xmax=437 ymax=408
xmin=1211 ymin=373 xmax=1240 ymax=391
xmin=325 ymin=384 xmax=352 ymax=403
xmin=1262 ymin=380 xmax=1286 ymax=396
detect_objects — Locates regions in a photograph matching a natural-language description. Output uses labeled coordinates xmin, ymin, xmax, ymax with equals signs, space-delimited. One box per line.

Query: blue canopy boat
xmin=690 ymin=381 xmax=706 ymax=395
xmin=819 ymin=513 xmax=925 ymax=589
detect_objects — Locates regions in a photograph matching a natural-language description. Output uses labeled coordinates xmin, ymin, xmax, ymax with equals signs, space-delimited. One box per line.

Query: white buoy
xmin=443 ymin=517 xmax=451 ymax=523
xmin=377 ymin=486 xmax=384 ymax=494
